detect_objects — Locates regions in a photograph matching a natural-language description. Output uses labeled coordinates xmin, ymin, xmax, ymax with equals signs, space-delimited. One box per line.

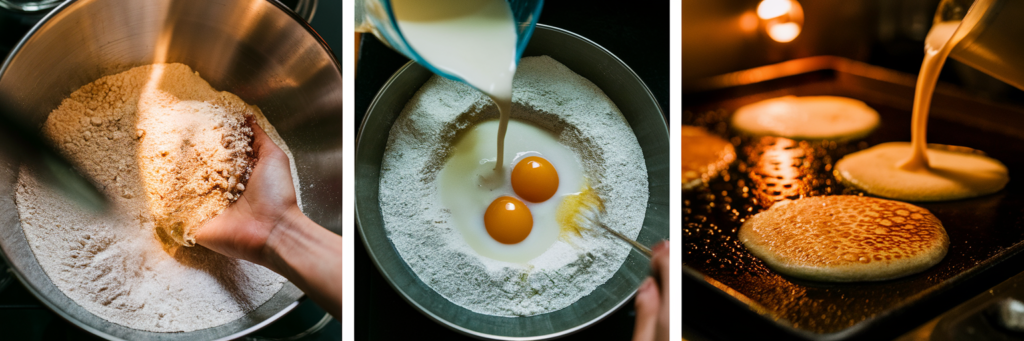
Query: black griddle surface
xmin=682 ymin=58 xmax=1024 ymax=340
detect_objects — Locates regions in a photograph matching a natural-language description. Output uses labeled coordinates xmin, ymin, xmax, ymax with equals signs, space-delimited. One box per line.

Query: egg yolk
xmin=511 ymin=156 xmax=559 ymax=203
xmin=484 ymin=196 xmax=533 ymax=244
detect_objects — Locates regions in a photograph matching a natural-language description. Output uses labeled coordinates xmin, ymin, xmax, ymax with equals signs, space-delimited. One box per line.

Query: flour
xmin=133 ymin=64 xmax=256 ymax=247
xmin=378 ymin=56 xmax=648 ymax=316
xmin=15 ymin=63 xmax=300 ymax=332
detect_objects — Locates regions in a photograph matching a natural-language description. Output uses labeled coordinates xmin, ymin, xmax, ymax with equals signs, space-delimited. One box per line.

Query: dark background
xmin=354 ymin=2 xmax=669 ymax=340
xmin=681 ymin=0 xmax=1024 ymax=104
xmin=681 ymin=1 xmax=1024 ymax=340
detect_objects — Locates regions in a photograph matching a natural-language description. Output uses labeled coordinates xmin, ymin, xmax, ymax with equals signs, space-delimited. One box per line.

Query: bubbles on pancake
xmin=680 ymin=109 xmax=991 ymax=331
xmin=738 ymin=195 xmax=949 ymax=282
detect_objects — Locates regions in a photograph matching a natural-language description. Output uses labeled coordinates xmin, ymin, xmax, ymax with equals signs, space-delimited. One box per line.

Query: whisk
xmin=576 ymin=205 xmax=652 ymax=258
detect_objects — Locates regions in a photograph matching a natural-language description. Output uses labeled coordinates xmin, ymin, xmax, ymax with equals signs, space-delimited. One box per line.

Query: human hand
xmin=633 ymin=241 xmax=669 ymax=341
xmin=196 ymin=122 xmax=300 ymax=270
xmin=194 ymin=120 xmax=342 ymax=318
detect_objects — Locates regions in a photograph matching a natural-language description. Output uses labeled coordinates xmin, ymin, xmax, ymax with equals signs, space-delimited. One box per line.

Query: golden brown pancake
xmin=739 ymin=195 xmax=948 ymax=282
xmin=681 ymin=126 xmax=735 ymax=189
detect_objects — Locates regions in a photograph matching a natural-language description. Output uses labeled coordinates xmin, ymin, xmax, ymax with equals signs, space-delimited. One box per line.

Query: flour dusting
xmin=16 ymin=63 xmax=300 ymax=332
xmin=378 ymin=56 xmax=648 ymax=316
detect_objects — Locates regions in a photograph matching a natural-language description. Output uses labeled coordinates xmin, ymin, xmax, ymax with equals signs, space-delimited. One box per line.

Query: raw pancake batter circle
xmin=378 ymin=56 xmax=649 ymax=317
xmin=731 ymin=95 xmax=880 ymax=141
xmin=835 ymin=13 xmax=1008 ymax=202
xmin=835 ymin=142 xmax=1008 ymax=202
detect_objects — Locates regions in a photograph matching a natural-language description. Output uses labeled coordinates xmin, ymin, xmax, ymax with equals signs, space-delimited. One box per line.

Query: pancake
xmin=681 ymin=126 xmax=736 ymax=189
xmin=835 ymin=142 xmax=1008 ymax=202
xmin=739 ymin=195 xmax=948 ymax=282
xmin=731 ymin=95 xmax=880 ymax=141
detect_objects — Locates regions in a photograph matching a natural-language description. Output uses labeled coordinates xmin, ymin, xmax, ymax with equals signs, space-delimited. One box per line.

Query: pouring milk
xmin=391 ymin=0 xmax=517 ymax=174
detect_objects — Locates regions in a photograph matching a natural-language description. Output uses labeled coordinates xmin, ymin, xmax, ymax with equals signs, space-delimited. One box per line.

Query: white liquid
xmin=438 ymin=120 xmax=584 ymax=263
xmin=392 ymin=0 xmax=517 ymax=170
xmin=835 ymin=15 xmax=1009 ymax=201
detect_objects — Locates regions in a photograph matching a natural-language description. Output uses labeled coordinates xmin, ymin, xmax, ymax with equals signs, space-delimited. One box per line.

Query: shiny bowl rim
xmin=355 ymin=24 xmax=667 ymax=340
xmin=0 ymin=0 xmax=341 ymax=339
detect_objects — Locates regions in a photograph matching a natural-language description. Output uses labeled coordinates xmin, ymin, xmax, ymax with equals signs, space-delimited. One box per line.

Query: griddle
xmin=682 ymin=56 xmax=1024 ymax=341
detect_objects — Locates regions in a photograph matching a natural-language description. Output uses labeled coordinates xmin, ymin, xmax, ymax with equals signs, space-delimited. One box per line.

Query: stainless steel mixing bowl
xmin=355 ymin=25 xmax=669 ymax=340
xmin=0 ymin=0 xmax=342 ymax=339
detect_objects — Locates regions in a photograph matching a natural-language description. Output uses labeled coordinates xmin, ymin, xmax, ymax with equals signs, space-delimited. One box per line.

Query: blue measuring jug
xmin=355 ymin=0 xmax=543 ymax=86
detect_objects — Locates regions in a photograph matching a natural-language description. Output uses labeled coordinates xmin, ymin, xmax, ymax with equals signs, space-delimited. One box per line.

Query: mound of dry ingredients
xmin=379 ymin=56 xmax=648 ymax=316
xmin=16 ymin=63 xmax=302 ymax=332
xmin=135 ymin=65 xmax=255 ymax=246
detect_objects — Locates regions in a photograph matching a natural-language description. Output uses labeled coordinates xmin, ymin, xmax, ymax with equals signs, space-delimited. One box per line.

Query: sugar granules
xmin=378 ymin=56 xmax=649 ymax=316
xmin=15 ymin=63 xmax=301 ymax=332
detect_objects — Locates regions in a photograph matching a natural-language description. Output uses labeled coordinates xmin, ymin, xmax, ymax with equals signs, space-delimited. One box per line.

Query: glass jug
xmin=935 ymin=0 xmax=1024 ymax=91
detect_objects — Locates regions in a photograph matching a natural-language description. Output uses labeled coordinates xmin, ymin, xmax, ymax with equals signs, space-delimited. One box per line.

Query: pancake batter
xmin=835 ymin=11 xmax=1008 ymax=201
xmin=731 ymin=96 xmax=879 ymax=141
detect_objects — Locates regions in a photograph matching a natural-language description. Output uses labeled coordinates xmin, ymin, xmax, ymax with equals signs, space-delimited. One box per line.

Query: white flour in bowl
xmin=15 ymin=63 xmax=301 ymax=332
xmin=378 ymin=56 xmax=649 ymax=316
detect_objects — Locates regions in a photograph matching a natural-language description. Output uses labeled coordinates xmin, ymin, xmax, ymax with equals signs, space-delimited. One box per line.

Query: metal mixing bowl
xmin=0 ymin=0 xmax=342 ymax=339
xmin=355 ymin=25 xmax=669 ymax=339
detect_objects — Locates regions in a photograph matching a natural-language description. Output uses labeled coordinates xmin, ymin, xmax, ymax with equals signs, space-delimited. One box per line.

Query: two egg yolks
xmin=483 ymin=156 xmax=560 ymax=244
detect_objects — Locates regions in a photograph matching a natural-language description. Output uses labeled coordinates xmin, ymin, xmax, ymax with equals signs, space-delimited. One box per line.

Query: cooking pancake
xmin=835 ymin=142 xmax=1008 ymax=202
xmin=731 ymin=95 xmax=880 ymax=141
xmin=739 ymin=195 xmax=948 ymax=282
xmin=681 ymin=126 xmax=736 ymax=190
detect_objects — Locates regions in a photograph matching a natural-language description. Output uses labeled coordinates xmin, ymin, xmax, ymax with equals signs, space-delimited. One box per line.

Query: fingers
xmin=632 ymin=277 xmax=661 ymax=341
xmin=194 ymin=204 xmax=244 ymax=259
xmin=651 ymin=241 xmax=670 ymax=341
xmin=650 ymin=241 xmax=669 ymax=286
xmin=635 ymin=242 xmax=669 ymax=341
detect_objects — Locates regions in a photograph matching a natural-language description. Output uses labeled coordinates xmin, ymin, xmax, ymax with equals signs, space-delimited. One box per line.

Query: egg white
xmin=438 ymin=119 xmax=584 ymax=263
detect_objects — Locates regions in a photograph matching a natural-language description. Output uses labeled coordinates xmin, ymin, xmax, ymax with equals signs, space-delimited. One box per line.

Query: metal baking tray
xmin=682 ymin=56 xmax=1024 ymax=341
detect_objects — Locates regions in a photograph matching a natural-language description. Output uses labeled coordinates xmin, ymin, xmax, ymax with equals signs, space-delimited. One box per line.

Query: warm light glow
xmin=739 ymin=11 xmax=759 ymax=33
xmin=757 ymin=0 xmax=792 ymax=20
xmin=755 ymin=0 xmax=803 ymax=43
xmin=768 ymin=22 xmax=801 ymax=42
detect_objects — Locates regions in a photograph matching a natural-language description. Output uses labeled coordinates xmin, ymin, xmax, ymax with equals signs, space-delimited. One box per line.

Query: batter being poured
xmin=394 ymin=0 xmax=557 ymax=248
xmin=835 ymin=4 xmax=1008 ymax=202
xmin=392 ymin=0 xmax=517 ymax=181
